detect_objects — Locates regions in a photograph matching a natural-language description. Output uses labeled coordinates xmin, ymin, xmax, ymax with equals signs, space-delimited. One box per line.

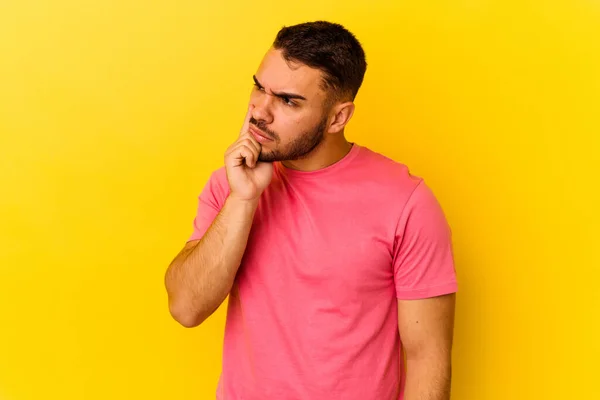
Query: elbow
xmin=173 ymin=312 xmax=202 ymax=329
xmin=168 ymin=298 xmax=204 ymax=328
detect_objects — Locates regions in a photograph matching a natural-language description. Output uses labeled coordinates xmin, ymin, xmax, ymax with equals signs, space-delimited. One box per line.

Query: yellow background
xmin=1 ymin=1 xmax=598 ymax=399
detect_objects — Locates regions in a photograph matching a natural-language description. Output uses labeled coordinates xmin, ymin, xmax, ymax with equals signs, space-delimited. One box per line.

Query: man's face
xmin=247 ymin=48 xmax=333 ymax=162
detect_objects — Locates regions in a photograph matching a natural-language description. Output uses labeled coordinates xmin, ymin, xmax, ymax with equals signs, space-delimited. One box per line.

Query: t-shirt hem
xmin=396 ymin=281 xmax=458 ymax=300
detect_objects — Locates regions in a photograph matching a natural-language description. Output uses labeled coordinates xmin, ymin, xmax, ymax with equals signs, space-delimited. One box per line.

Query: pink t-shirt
xmin=188 ymin=143 xmax=458 ymax=400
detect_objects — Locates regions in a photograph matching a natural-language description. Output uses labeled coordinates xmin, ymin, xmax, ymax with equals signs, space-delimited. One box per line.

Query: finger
xmin=239 ymin=104 xmax=255 ymax=137
xmin=240 ymin=136 xmax=261 ymax=156
xmin=231 ymin=144 xmax=257 ymax=168
xmin=227 ymin=137 xmax=260 ymax=161
xmin=226 ymin=138 xmax=258 ymax=157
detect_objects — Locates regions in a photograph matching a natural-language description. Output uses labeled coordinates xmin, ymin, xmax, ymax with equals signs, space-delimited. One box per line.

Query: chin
xmin=257 ymin=143 xmax=279 ymax=160
xmin=258 ymin=154 xmax=279 ymax=163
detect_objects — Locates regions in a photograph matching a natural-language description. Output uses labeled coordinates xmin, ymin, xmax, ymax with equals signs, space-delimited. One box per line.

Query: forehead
xmin=254 ymin=48 xmax=327 ymax=101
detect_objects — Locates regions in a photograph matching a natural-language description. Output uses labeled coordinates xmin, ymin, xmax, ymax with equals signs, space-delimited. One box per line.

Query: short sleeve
xmin=392 ymin=180 xmax=458 ymax=299
xmin=187 ymin=168 xmax=229 ymax=242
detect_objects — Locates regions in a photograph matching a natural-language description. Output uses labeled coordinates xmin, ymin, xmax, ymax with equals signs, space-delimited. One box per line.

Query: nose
xmin=251 ymin=93 xmax=274 ymax=125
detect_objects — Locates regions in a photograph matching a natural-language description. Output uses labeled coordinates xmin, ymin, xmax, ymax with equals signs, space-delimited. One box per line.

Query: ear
xmin=327 ymin=101 xmax=355 ymax=134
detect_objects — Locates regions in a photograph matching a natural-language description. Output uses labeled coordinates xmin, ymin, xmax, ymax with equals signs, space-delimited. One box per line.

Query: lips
xmin=249 ymin=125 xmax=274 ymax=143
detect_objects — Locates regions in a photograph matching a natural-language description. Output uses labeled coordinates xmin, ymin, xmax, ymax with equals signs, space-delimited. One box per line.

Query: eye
xmin=253 ymin=83 xmax=265 ymax=92
xmin=281 ymin=96 xmax=297 ymax=107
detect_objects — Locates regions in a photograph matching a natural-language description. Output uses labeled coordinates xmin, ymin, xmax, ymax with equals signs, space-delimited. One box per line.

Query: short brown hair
xmin=273 ymin=21 xmax=367 ymax=101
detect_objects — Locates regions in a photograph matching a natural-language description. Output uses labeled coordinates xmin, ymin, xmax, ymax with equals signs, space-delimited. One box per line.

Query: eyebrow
xmin=253 ymin=75 xmax=307 ymax=101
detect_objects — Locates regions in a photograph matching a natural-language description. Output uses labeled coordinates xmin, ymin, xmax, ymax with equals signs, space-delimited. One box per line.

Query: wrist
xmin=225 ymin=193 xmax=260 ymax=210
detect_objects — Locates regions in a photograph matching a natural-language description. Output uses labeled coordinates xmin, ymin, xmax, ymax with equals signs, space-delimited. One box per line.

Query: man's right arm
xmin=164 ymin=195 xmax=258 ymax=327
xmin=165 ymin=104 xmax=272 ymax=327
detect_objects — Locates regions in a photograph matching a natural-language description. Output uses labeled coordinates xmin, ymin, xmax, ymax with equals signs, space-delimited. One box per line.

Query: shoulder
xmin=352 ymin=145 xmax=450 ymax=226
xmin=353 ymin=144 xmax=424 ymax=198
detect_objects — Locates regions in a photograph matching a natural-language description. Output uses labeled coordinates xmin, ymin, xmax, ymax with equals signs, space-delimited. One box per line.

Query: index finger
xmin=239 ymin=104 xmax=254 ymax=137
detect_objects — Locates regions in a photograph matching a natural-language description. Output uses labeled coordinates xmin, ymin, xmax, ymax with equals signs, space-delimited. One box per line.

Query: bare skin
xmin=399 ymin=293 xmax=456 ymax=400
xmin=164 ymin=106 xmax=273 ymax=327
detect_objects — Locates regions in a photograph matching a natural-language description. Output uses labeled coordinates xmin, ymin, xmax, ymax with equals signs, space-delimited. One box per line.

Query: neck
xmin=281 ymin=136 xmax=353 ymax=172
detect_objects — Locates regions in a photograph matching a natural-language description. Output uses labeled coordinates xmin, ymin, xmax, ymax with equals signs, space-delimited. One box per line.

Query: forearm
xmin=403 ymin=355 xmax=452 ymax=400
xmin=165 ymin=195 xmax=258 ymax=327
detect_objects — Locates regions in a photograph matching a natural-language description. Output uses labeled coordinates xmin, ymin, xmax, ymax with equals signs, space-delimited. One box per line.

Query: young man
xmin=165 ymin=21 xmax=458 ymax=400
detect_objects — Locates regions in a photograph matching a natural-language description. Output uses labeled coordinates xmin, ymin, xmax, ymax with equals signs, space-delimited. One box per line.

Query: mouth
xmin=249 ymin=125 xmax=274 ymax=143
